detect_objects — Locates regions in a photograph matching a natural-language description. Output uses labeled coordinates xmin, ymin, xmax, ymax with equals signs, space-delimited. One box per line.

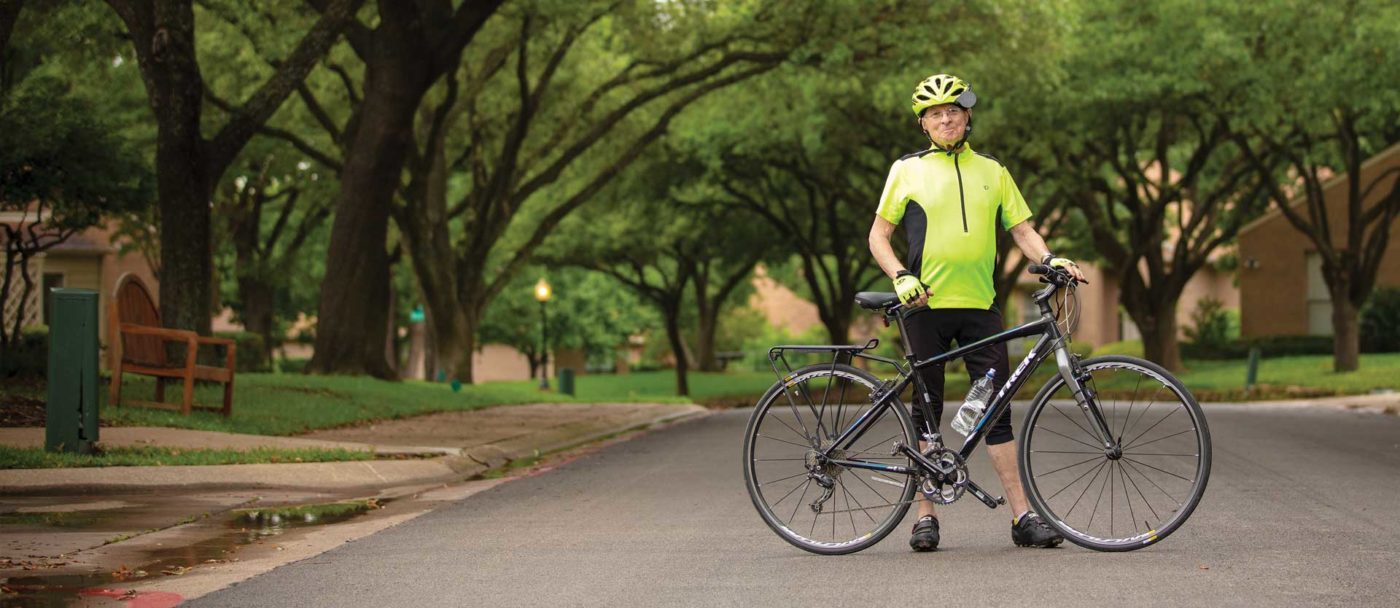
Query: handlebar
xmin=1027 ymin=263 xmax=1088 ymax=286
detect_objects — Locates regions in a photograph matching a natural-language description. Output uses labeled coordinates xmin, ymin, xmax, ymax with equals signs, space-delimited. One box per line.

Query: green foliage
xmin=0 ymin=325 xmax=47 ymax=379
xmin=479 ymin=267 xmax=657 ymax=366
xmin=1184 ymin=298 xmax=1240 ymax=349
xmin=215 ymin=331 xmax=271 ymax=373
xmin=1360 ymin=288 xmax=1400 ymax=353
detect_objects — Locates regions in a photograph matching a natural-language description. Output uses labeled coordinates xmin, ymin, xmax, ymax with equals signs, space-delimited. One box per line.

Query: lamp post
xmin=534 ymin=278 xmax=552 ymax=390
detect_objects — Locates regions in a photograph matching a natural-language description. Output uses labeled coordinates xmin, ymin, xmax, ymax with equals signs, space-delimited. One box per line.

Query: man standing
xmin=867 ymin=73 xmax=1085 ymax=552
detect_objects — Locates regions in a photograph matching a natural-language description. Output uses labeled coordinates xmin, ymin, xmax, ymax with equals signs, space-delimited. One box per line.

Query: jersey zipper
xmin=954 ymin=152 xmax=968 ymax=232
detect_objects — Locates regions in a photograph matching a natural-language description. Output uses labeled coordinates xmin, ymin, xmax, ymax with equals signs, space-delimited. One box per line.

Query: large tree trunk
xmin=140 ymin=2 xmax=213 ymax=335
xmin=663 ymin=309 xmax=690 ymax=397
xmin=238 ymin=276 xmax=276 ymax=367
xmin=1331 ymin=285 xmax=1361 ymax=372
xmin=308 ymin=58 xmax=429 ymax=378
xmin=1129 ymin=298 xmax=1182 ymax=373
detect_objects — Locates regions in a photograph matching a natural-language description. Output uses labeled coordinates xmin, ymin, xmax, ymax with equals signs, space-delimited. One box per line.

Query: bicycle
xmin=742 ymin=264 xmax=1211 ymax=554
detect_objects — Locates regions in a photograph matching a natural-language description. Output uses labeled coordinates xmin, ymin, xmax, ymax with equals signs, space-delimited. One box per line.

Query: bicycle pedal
xmin=996 ymin=496 xmax=1006 ymax=506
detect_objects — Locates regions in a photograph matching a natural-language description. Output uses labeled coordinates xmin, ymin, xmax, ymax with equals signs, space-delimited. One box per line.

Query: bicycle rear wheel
xmin=1020 ymin=355 xmax=1211 ymax=552
xmin=742 ymin=363 xmax=917 ymax=555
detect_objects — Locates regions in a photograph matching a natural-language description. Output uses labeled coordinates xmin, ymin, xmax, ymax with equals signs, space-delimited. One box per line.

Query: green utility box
xmin=46 ymin=288 xmax=100 ymax=454
xmin=558 ymin=368 xmax=575 ymax=396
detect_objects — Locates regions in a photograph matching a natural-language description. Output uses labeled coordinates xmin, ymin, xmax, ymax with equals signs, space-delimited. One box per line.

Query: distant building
xmin=1238 ymin=142 xmax=1400 ymax=338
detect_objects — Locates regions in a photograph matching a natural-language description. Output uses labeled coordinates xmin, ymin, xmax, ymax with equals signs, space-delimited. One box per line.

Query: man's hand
xmin=1048 ymin=257 xmax=1087 ymax=283
xmin=893 ymin=270 xmax=929 ymax=307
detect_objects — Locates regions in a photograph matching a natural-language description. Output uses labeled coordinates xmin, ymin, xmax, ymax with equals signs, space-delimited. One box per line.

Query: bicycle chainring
xmin=919 ymin=447 xmax=968 ymax=505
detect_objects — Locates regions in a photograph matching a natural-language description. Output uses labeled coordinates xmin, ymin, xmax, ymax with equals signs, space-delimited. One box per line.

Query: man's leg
xmin=959 ymin=308 xmax=1062 ymax=547
xmin=904 ymin=308 xmax=951 ymax=551
xmin=986 ymin=440 xmax=1028 ymax=516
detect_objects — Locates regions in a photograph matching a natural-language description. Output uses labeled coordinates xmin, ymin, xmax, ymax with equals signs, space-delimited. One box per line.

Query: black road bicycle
xmin=742 ymin=264 xmax=1211 ymax=554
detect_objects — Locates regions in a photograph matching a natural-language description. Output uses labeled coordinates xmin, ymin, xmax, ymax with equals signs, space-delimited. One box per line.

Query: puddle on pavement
xmin=0 ymin=500 xmax=379 ymax=607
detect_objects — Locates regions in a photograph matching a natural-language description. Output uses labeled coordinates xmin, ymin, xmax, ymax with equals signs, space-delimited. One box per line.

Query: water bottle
xmin=952 ymin=369 xmax=996 ymax=437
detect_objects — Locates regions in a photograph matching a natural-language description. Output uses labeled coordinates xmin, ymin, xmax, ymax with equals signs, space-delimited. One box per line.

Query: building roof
xmin=1238 ymin=140 xmax=1400 ymax=237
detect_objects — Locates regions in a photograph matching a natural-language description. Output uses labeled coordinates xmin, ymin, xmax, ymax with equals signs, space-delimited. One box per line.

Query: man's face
xmin=921 ymin=104 xmax=969 ymax=148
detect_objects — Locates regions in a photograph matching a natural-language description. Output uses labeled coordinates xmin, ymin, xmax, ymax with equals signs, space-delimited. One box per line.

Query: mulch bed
xmin=1 ymin=376 xmax=46 ymax=427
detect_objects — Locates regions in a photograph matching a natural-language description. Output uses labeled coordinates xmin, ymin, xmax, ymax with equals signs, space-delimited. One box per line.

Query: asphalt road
xmin=191 ymin=404 xmax=1400 ymax=607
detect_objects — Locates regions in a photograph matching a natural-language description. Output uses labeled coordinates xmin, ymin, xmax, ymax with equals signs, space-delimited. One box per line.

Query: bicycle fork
xmin=1054 ymin=346 xmax=1122 ymax=458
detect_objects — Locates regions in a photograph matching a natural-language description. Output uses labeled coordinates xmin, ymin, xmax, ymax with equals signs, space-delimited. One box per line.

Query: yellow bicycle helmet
xmin=911 ymin=74 xmax=978 ymax=117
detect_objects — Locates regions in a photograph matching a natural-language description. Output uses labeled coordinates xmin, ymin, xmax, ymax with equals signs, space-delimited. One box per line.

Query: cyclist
xmin=867 ymin=73 xmax=1086 ymax=552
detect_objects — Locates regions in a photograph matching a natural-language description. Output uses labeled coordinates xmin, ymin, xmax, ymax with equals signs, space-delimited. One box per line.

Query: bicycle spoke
xmin=1034 ymin=423 xmax=1104 ymax=451
xmin=1124 ymin=427 xmax=1195 ymax=452
xmin=1087 ymin=458 xmax=1111 ymax=530
xmin=768 ymin=413 xmax=814 ymax=445
xmin=787 ymin=479 xmax=813 ymax=526
xmin=838 ymin=475 xmax=880 ymax=524
xmin=770 ymin=477 xmax=809 ymax=508
xmin=1120 ymin=458 xmax=1160 ymax=522
xmin=1122 ymin=456 xmax=1194 ymax=483
xmin=759 ymin=471 xmax=810 ymax=486
xmin=1117 ymin=461 xmax=1138 ymax=532
xmin=758 ymin=433 xmax=812 ymax=450
xmin=1051 ymin=403 xmax=1103 ymax=445
xmin=1123 ymin=407 xmax=1181 ymax=450
xmin=1065 ymin=460 xmax=1109 ymax=518
xmin=1035 ymin=454 xmax=1104 ymax=481
xmin=1122 ymin=458 xmax=1183 ymax=506
xmin=1045 ymin=458 xmax=1106 ymax=502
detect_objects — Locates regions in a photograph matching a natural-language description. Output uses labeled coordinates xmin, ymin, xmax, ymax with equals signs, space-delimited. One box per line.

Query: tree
xmin=391 ymin=0 xmax=797 ymax=383
xmin=213 ymin=145 xmax=333 ymax=366
xmin=479 ymin=267 xmax=654 ymax=381
xmin=1233 ymin=0 xmax=1400 ymax=372
xmin=1 ymin=73 xmax=152 ymax=349
xmin=298 ymin=0 xmax=502 ymax=378
xmin=100 ymin=0 xmax=361 ymax=337
xmin=1045 ymin=0 xmax=1272 ymax=372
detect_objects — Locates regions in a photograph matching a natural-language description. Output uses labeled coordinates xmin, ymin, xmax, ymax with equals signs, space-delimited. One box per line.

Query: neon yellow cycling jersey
xmin=875 ymin=144 xmax=1032 ymax=310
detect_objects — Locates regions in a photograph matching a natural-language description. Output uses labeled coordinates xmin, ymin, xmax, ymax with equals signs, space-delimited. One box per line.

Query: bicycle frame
xmin=813 ymin=292 xmax=1121 ymax=503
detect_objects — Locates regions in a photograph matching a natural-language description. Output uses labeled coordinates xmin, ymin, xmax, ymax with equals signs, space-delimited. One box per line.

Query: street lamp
xmin=534 ymin=278 xmax=552 ymax=390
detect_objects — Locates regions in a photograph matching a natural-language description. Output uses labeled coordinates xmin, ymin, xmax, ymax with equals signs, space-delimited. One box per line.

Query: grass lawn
xmin=0 ymin=445 xmax=374 ymax=469
xmin=6 ymin=352 xmax=1395 ymax=441
xmin=1175 ymin=352 xmax=1400 ymax=399
xmin=101 ymin=374 xmax=576 ymax=436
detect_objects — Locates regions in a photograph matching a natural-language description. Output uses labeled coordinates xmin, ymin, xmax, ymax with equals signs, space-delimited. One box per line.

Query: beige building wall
xmin=1239 ymin=142 xmax=1400 ymax=338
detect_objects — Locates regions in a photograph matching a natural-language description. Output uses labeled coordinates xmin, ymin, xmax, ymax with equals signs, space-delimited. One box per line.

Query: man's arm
xmin=1008 ymin=220 xmax=1086 ymax=282
xmin=869 ymin=216 xmax=929 ymax=306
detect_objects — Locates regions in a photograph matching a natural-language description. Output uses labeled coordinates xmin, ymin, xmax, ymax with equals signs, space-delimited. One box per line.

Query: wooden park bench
xmin=108 ymin=274 xmax=236 ymax=416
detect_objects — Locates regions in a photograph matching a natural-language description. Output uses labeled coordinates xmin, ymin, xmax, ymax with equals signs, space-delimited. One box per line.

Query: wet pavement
xmin=0 ymin=402 xmax=706 ymax=606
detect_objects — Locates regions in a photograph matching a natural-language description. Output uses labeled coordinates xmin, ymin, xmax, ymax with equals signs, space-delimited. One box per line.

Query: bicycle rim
xmin=1020 ymin=356 xmax=1211 ymax=551
xmin=742 ymin=363 xmax=917 ymax=555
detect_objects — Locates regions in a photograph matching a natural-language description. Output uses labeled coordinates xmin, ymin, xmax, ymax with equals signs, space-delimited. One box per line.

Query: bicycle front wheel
xmin=742 ymin=363 xmax=917 ymax=555
xmin=1020 ymin=355 xmax=1211 ymax=552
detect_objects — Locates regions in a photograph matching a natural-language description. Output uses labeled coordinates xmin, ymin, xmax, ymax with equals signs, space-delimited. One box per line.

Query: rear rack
xmin=766 ymin=338 xmax=908 ymax=386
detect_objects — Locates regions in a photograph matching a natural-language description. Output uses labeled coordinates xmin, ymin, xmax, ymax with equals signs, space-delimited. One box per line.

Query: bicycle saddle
xmin=854 ymin=292 xmax=900 ymax=310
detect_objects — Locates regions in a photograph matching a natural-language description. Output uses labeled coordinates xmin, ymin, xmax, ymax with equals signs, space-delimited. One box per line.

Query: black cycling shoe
xmin=1011 ymin=512 xmax=1063 ymax=548
xmin=909 ymin=515 xmax=940 ymax=552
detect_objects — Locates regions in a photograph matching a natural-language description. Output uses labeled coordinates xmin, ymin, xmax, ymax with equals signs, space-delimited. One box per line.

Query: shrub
xmin=214 ymin=331 xmax=270 ymax=373
xmin=1184 ymin=297 xmax=1239 ymax=349
xmin=0 ymin=325 xmax=48 ymax=379
xmin=1360 ymin=287 xmax=1400 ymax=353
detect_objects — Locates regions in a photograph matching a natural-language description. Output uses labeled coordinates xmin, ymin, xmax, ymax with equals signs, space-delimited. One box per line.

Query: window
xmin=41 ymin=273 xmax=64 ymax=325
xmin=1305 ymin=253 xmax=1332 ymax=336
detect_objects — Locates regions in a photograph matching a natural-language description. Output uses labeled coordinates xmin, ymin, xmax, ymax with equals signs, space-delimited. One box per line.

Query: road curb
xmin=0 ymin=405 xmax=709 ymax=496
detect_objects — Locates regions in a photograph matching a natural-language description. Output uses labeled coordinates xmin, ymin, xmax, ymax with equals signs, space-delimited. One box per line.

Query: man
xmin=867 ymin=73 xmax=1085 ymax=552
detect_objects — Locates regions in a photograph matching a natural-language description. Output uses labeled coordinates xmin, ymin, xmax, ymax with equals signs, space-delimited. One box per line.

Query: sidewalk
xmin=0 ymin=402 xmax=706 ymax=571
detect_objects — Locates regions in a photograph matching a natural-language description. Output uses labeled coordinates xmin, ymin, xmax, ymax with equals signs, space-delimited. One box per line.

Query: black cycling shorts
xmin=904 ymin=306 xmax=1014 ymax=445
